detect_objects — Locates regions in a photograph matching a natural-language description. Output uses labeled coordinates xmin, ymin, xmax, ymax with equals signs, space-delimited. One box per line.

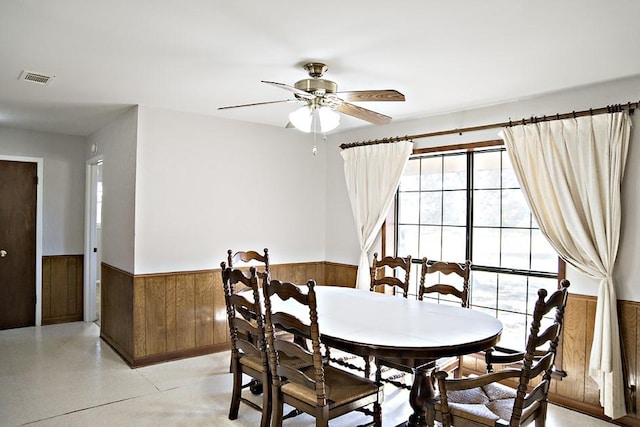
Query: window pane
xmin=473 ymin=189 xmax=500 ymax=227
xmin=501 ymin=228 xmax=530 ymax=269
xmin=471 ymin=271 xmax=497 ymax=309
xmin=501 ymin=153 xmax=520 ymax=188
xmin=497 ymin=311 xmax=528 ymax=350
xmin=497 ymin=274 xmax=528 ymax=314
xmin=397 ymin=225 xmax=419 ymax=256
xmin=473 ymin=227 xmax=500 ymax=267
xmin=407 ymin=267 xmax=420 ymax=297
xmin=421 ymin=157 xmax=442 ymax=191
xmin=442 ymin=226 xmax=466 ymax=261
xmin=502 ymin=189 xmax=530 ymax=228
xmin=400 ymin=159 xmax=420 ymax=191
xmin=419 ymin=226 xmax=442 ymax=261
xmin=531 ymin=230 xmax=558 ymax=272
xmin=442 ymin=190 xmax=466 ymax=226
xmin=398 ymin=192 xmax=419 ymax=224
xmin=474 ymin=151 xmax=501 ymax=189
xmin=443 ymin=154 xmax=467 ymax=190
xmin=420 ymin=191 xmax=442 ymax=225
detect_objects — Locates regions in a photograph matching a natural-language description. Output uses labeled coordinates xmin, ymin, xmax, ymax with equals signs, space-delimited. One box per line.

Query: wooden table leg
xmin=397 ymin=366 xmax=434 ymax=427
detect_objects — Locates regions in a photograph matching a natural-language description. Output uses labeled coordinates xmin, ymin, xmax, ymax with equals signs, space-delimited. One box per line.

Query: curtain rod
xmin=339 ymin=101 xmax=638 ymax=150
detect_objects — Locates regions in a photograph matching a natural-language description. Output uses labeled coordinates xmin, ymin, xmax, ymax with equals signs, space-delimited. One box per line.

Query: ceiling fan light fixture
xmin=289 ymin=105 xmax=313 ymax=133
xmin=318 ymin=106 xmax=340 ymax=132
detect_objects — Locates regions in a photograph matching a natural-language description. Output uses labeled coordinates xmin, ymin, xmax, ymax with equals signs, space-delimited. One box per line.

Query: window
xmin=396 ymin=145 xmax=560 ymax=350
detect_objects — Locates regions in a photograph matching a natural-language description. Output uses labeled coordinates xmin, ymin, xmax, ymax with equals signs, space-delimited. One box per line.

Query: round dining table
xmin=288 ymin=285 xmax=504 ymax=427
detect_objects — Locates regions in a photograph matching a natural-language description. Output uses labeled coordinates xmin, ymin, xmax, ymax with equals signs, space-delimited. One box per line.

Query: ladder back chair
xmin=369 ymin=252 xmax=412 ymax=297
xmin=431 ymin=280 xmax=570 ymax=427
xmin=419 ymin=259 xmax=471 ymax=307
xmin=263 ymin=277 xmax=384 ymax=427
xmin=419 ymin=259 xmax=472 ymax=378
xmin=221 ymin=265 xmax=271 ymax=427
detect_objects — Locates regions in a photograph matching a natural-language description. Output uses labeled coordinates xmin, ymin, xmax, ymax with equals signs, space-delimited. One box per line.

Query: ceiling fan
xmin=218 ymin=62 xmax=405 ymax=132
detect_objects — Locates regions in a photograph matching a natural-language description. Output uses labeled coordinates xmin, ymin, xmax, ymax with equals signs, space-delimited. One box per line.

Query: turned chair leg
xmin=260 ymin=375 xmax=271 ymax=427
xmin=373 ymin=402 xmax=382 ymax=427
xmin=228 ymin=362 xmax=241 ymax=419
xmin=271 ymin=386 xmax=284 ymax=427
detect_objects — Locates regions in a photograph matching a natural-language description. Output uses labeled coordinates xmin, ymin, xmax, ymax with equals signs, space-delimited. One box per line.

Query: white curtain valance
xmin=341 ymin=141 xmax=413 ymax=289
xmin=499 ymin=112 xmax=631 ymax=419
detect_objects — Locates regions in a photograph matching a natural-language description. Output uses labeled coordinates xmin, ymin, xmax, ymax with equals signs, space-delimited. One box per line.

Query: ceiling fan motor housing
xmin=294 ymin=78 xmax=337 ymax=96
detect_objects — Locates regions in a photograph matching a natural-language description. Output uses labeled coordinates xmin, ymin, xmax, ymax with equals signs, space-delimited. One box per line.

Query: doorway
xmin=0 ymin=156 xmax=43 ymax=329
xmin=84 ymin=157 xmax=103 ymax=323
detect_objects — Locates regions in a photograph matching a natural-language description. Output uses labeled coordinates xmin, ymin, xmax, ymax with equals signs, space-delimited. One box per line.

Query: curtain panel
xmin=341 ymin=141 xmax=413 ymax=290
xmin=499 ymin=112 xmax=631 ymax=419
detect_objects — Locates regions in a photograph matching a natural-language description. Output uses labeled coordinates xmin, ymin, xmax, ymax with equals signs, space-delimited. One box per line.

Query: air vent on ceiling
xmin=19 ymin=70 xmax=55 ymax=85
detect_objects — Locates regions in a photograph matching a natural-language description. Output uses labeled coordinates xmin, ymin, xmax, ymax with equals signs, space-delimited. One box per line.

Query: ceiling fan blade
xmin=218 ymin=99 xmax=299 ymax=110
xmin=335 ymin=102 xmax=392 ymax=125
xmin=261 ymin=80 xmax=316 ymax=100
xmin=336 ymin=89 xmax=405 ymax=102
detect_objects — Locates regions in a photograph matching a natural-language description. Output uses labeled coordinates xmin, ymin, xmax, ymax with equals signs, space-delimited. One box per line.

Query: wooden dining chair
xmin=263 ymin=277 xmax=384 ymax=427
xmin=221 ymin=265 xmax=271 ymax=427
xmin=419 ymin=259 xmax=472 ymax=378
xmin=430 ymin=280 xmax=570 ymax=427
xmin=418 ymin=259 xmax=471 ymax=307
xmin=369 ymin=252 xmax=412 ymax=297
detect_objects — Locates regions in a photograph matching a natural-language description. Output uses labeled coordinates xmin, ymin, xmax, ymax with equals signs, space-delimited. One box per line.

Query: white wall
xmin=0 ymin=126 xmax=85 ymax=255
xmin=134 ymin=106 xmax=326 ymax=274
xmin=327 ymin=75 xmax=640 ymax=301
xmin=87 ymin=107 xmax=138 ymax=273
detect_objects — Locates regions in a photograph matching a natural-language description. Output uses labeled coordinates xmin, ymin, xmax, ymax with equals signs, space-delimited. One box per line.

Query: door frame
xmin=83 ymin=155 xmax=103 ymax=322
xmin=0 ymin=155 xmax=43 ymax=326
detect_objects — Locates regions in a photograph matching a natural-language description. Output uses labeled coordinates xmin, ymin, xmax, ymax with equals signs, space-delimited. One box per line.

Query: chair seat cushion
xmin=239 ymin=354 xmax=266 ymax=372
xmin=436 ymin=380 xmax=524 ymax=425
xmin=282 ymin=365 xmax=382 ymax=407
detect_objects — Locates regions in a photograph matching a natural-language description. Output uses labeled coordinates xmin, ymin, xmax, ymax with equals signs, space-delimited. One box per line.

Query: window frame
xmin=389 ymin=139 xmax=566 ymax=360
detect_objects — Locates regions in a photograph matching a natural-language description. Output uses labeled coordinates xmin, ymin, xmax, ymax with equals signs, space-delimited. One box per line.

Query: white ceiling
xmin=1 ymin=1 xmax=640 ymax=137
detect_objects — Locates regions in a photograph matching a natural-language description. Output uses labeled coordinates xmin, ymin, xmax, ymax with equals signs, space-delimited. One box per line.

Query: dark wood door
xmin=0 ymin=160 xmax=37 ymax=329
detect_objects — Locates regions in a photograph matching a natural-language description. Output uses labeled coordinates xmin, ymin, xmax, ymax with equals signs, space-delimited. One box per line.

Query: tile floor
xmin=0 ymin=322 xmax=617 ymax=426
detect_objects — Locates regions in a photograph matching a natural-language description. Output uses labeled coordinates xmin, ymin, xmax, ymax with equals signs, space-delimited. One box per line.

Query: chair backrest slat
xmin=227 ymin=248 xmax=270 ymax=277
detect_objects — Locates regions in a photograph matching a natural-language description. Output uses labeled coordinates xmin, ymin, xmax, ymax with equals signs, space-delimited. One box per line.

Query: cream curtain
xmin=499 ymin=112 xmax=631 ymax=419
xmin=341 ymin=141 xmax=413 ymax=290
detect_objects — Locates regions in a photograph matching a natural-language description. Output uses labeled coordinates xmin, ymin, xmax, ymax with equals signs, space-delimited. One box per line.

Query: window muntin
xmin=396 ymin=146 xmax=559 ymax=350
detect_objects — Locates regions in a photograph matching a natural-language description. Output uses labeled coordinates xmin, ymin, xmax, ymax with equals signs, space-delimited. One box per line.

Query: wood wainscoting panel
xmin=42 ymin=255 xmax=83 ymax=325
xmin=174 ymin=274 xmax=196 ymax=351
xmin=194 ymin=271 xmax=215 ymax=348
xmin=557 ymin=295 xmax=588 ymax=402
xmin=324 ymin=262 xmax=357 ymax=288
xmin=270 ymin=262 xmax=325 ymax=285
xmin=584 ymin=298 xmax=600 ymax=406
xmin=144 ymin=275 xmax=167 ymax=355
xmin=101 ymin=263 xmax=134 ymax=365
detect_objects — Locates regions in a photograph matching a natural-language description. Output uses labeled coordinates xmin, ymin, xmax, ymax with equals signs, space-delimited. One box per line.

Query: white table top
xmin=271 ymin=285 xmax=503 ymax=359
